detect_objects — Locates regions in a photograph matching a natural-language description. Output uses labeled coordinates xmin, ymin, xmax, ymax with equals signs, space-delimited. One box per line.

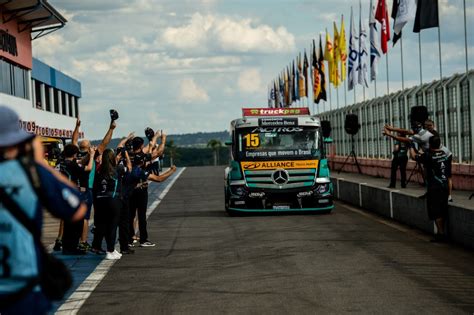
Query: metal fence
xmin=320 ymin=70 xmax=474 ymax=164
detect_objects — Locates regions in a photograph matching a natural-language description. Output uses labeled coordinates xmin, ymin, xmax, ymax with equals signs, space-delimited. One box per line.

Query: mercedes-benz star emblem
xmin=271 ymin=169 xmax=289 ymax=186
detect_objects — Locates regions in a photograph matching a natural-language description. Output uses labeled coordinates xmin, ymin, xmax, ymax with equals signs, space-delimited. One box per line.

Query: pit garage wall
xmin=331 ymin=176 xmax=474 ymax=250
xmin=320 ymin=71 xmax=474 ymax=191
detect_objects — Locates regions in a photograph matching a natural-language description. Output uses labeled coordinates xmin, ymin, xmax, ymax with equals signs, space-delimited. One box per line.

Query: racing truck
xmin=224 ymin=107 xmax=333 ymax=215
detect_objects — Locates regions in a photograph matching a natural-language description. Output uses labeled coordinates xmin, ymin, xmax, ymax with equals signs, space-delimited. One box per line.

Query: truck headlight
xmin=230 ymin=185 xmax=247 ymax=197
xmin=315 ymin=184 xmax=329 ymax=194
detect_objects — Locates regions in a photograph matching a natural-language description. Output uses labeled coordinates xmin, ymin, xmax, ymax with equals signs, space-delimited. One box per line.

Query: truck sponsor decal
xmin=241 ymin=160 xmax=318 ymax=170
xmin=242 ymin=108 xmax=310 ymax=117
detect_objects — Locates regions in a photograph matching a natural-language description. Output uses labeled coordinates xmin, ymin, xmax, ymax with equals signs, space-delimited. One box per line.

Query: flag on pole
xmin=284 ymin=69 xmax=289 ymax=107
xmin=279 ymin=74 xmax=284 ymax=108
xmin=413 ymin=0 xmax=439 ymax=33
xmin=293 ymin=60 xmax=299 ymax=101
xmin=288 ymin=65 xmax=293 ymax=105
xmin=333 ymin=22 xmax=341 ymax=87
xmin=359 ymin=2 xmax=369 ymax=88
xmin=348 ymin=7 xmax=359 ymax=91
xmin=298 ymin=53 xmax=306 ymax=98
xmin=370 ymin=0 xmax=382 ymax=81
xmin=303 ymin=50 xmax=309 ymax=98
xmin=317 ymin=35 xmax=327 ymax=103
xmin=267 ymin=85 xmax=272 ymax=108
xmin=324 ymin=29 xmax=334 ymax=86
xmin=392 ymin=0 xmax=416 ymax=45
xmin=312 ymin=39 xmax=321 ymax=103
xmin=339 ymin=15 xmax=348 ymax=83
xmin=273 ymin=80 xmax=279 ymax=108
xmin=375 ymin=0 xmax=390 ymax=54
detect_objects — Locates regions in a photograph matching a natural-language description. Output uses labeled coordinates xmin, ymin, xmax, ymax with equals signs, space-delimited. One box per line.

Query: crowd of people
xmin=0 ymin=105 xmax=177 ymax=313
xmin=383 ymin=119 xmax=453 ymax=243
xmin=51 ymin=111 xmax=177 ymax=260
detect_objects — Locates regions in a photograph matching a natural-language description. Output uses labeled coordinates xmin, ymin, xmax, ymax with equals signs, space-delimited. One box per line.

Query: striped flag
xmin=369 ymin=0 xmax=382 ymax=81
xmin=358 ymin=2 xmax=369 ymax=87
xmin=348 ymin=7 xmax=359 ymax=91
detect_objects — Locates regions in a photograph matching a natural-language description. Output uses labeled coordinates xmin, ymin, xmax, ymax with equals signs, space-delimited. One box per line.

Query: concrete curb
xmin=331 ymin=177 xmax=474 ymax=250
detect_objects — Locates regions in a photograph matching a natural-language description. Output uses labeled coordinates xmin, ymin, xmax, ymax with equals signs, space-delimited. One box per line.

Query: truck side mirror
xmin=225 ymin=140 xmax=233 ymax=146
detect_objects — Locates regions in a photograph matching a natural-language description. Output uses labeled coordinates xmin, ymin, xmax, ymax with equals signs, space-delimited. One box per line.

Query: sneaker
xmin=91 ymin=248 xmax=106 ymax=255
xmin=53 ymin=239 xmax=62 ymax=251
xmin=121 ymin=249 xmax=135 ymax=255
xmin=140 ymin=241 xmax=156 ymax=247
xmin=106 ymin=251 xmax=121 ymax=260
xmin=448 ymin=195 xmax=453 ymax=202
xmin=113 ymin=249 xmax=123 ymax=258
xmin=133 ymin=239 xmax=139 ymax=245
xmin=78 ymin=242 xmax=91 ymax=251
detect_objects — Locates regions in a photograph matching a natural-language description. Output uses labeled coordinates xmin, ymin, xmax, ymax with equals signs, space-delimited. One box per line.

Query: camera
xmin=110 ymin=109 xmax=119 ymax=121
xmin=116 ymin=147 xmax=125 ymax=155
xmin=145 ymin=127 xmax=155 ymax=141
xmin=132 ymin=152 xmax=152 ymax=166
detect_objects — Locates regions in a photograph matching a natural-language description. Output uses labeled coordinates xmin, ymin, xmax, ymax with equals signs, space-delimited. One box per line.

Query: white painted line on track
xmin=55 ymin=167 xmax=186 ymax=315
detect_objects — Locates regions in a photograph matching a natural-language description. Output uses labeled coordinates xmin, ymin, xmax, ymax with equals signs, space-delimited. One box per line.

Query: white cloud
xmin=162 ymin=13 xmax=296 ymax=54
xmin=178 ymin=78 xmax=210 ymax=103
xmin=238 ymin=68 xmax=262 ymax=94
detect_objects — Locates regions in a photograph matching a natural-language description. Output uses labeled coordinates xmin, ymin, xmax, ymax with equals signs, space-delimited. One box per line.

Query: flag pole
xmin=463 ymin=0 xmax=469 ymax=75
xmin=400 ymin=37 xmax=405 ymax=90
xmin=437 ymin=24 xmax=443 ymax=81
xmin=418 ymin=33 xmax=423 ymax=85
xmin=385 ymin=52 xmax=389 ymax=95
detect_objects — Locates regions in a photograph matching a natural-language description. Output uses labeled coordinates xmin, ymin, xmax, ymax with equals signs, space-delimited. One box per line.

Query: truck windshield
xmin=236 ymin=127 xmax=320 ymax=160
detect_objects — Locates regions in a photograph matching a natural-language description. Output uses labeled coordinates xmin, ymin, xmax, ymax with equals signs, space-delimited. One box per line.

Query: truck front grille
xmin=244 ymin=168 xmax=316 ymax=189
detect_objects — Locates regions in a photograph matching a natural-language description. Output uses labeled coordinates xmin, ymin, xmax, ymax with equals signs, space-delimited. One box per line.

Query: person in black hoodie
xmin=92 ymin=148 xmax=130 ymax=259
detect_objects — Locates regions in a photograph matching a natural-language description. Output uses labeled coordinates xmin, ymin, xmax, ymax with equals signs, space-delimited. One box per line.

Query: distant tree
xmin=207 ymin=139 xmax=222 ymax=166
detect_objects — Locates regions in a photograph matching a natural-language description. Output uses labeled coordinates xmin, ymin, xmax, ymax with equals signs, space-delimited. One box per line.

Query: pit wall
xmin=329 ymin=156 xmax=474 ymax=191
xmin=331 ymin=177 xmax=474 ymax=250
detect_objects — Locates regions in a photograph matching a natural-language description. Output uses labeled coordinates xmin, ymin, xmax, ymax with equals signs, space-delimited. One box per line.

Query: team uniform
xmin=414 ymin=150 xmax=452 ymax=220
xmin=0 ymin=161 xmax=82 ymax=314
xmin=129 ymin=165 xmax=152 ymax=245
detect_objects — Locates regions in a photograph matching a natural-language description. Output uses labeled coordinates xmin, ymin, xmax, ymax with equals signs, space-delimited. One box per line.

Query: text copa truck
xmin=224 ymin=108 xmax=334 ymax=215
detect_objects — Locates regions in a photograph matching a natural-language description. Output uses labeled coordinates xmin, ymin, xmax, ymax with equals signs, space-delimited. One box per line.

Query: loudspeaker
xmin=410 ymin=106 xmax=428 ymax=124
xmin=321 ymin=120 xmax=332 ymax=138
xmin=344 ymin=114 xmax=360 ymax=135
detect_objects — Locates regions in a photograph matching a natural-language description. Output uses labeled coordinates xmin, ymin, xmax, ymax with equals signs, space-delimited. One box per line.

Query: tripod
xmin=338 ymin=135 xmax=362 ymax=174
xmin=407 ymin=161 xmax=425 ymax=185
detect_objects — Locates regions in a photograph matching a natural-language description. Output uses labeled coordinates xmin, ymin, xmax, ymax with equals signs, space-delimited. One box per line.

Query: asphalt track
xmin=79 ymin=166 xmax=474 ymax=314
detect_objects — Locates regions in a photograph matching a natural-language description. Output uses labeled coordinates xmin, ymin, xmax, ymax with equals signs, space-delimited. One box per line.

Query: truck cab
xmin=224 ymin=108 xmax=333 ymax=215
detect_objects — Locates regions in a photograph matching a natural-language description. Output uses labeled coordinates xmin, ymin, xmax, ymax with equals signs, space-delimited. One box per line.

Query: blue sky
xmin=33 ymin=0 xmax=473 ymax=139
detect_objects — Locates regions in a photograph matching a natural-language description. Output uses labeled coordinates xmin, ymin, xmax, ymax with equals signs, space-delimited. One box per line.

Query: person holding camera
xmin=0 ymin=106 xmax=87 ymax=315
xmin=388 ymin=132 xmax=408 ymax=189
xmin=410 ymin=135 xmax=452 ymax=242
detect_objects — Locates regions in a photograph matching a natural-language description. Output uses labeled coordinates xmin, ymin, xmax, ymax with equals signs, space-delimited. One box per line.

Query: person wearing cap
xmin=0 ymin=106 xmax=86 ymax=314
xmin=58 ymin=144 xmax=95 ymax=255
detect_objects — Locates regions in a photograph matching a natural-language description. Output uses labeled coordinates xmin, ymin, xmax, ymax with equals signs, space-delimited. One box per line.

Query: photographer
xmin=388 ymin=133 xmax=408 ymax=189
xmin=410 ymin=136 xmax=452 ymax=242
xmin=0 ymin=106 xmax=86 ymax=315
xmin=129 ymin=150 xmax=177 ymax=247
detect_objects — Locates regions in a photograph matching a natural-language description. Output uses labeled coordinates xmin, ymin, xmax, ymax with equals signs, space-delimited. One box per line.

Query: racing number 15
xmin=243 ymin=134 xmax=260 ymax=148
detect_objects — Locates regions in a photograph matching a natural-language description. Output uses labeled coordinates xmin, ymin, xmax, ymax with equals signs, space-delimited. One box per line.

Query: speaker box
xmin=410 ymin=106 xmax=428 ymax=124
xmin=321 ymin=120 xmax=332 ymax=138
xmin=344 ymin=114 xmax=360 ymax=135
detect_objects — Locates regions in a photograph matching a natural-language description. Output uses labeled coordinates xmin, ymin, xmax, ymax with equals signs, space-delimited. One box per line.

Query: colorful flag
xmin=284 ymin=68 xmax=290 ymax=107
xmin=298 ymin=53 xmax=306 ymax=98
xmin=333 ymin=22 xmax=341 ymax=87
xmin=413 ymin=0 xmax=439 ymax=33
xmin=303 ymin=50 xmax=309 ymax=97
xmin=312 ymin=39 xmax=321 ymax=103
xmin=375 ymin=0 xmax=390 ymax=54
xmin=392 ymin=0 xmax=416 ymax=45
xmin=317 ymin=35 xmax=327 ymax=103
xmin=370 ymin=0 xmax=382 ymax=81
xmin=288 ymin=65 xmax=294 ymax=105
xmin=339 ymin=15 xmax=348 ymax=83
xmin=359 ymin=2 xmax=369 ymax=88
xmin=348 ymin=7 xmax=359 ymax=91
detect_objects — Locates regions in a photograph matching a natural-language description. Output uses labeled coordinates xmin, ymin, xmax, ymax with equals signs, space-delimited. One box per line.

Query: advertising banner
xmin=241 ymin=160 xmax=318 ymax=170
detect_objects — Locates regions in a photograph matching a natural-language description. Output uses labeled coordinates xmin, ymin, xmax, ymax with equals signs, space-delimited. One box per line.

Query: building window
xmin=53 ymin=88 xmax=60 ymax=113
xmin=44 ymin=85 xmax=51 ymax=112
xmin=68 ymin=95 xmax=74 ymax=117
xmin=0 ymin=58 xmax=29 ymax=100
xmin=74 ymin=98 xmax=79 ymax=118
xmin=34 ymin=80 xmax=42 ymax=109
xmin=61 ymin=91 xmax=67 ymax=115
